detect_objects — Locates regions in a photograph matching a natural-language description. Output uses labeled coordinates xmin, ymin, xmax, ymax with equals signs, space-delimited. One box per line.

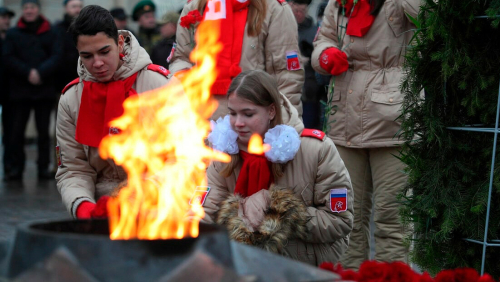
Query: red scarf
xmin=75 ymin=73 xmax=138 ymax=147
xmin=203 ymin=0 xmax=250 ymax=95
xmin=234 ymin=151 xmax=274 ymax=197
xmin=337 ymin=0 xmax=375 ymax=37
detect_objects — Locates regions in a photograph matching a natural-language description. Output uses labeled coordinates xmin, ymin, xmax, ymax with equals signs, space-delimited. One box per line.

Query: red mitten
xmin=91 ymin=196 xmax=110 ymax=218
xmin=76 ymin=201 xmax=96 ymax=219
xmin=319 ymin=47 xmax=349 ymax=76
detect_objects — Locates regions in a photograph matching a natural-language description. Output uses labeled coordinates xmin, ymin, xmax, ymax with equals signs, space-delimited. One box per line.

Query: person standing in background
xmin=151 ymin=11 xmax=179 ymax=69
xmin=170 ymin=0 xmax=305 ymax=121
xmin=289 ymin=0 xmax=325 ymax=130
xmin=0 ymin=6 xmax=15 ymax=180
xmin=54 ymin=0 xmax=83 ymax=93
xmin=132 ymin=0 xmax=161 ymax=55
xmin=52 ymin=0 xmax=83 ymax=174
xmin=110 ymin=7 xmax=136 ymax=37
xmin=312 ymin=0 xmax=420 ymax=270
xmin=2 ymin=0 xmax=62 ymax=181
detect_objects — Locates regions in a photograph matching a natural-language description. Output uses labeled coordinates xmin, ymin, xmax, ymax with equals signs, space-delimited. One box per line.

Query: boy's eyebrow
xmin=79 ymin=45 xmax=111 ymax=55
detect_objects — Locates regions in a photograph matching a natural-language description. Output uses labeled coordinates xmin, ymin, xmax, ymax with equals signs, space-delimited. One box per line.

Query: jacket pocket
xmin=384 ymin=0 xmax=404 ymax=37
xmin=371 ymin=83 xmax=403 ymax=105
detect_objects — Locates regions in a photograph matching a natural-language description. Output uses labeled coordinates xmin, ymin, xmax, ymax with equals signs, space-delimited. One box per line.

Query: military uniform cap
xmin=132 ymin=0 xmax=156 ymax=21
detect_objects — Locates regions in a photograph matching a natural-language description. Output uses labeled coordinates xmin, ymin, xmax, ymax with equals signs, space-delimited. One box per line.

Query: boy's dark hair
xmin=288 ymin=0 xmax=311 ymax=6
xmin=68 ymin=5 xmax=118 ymax=45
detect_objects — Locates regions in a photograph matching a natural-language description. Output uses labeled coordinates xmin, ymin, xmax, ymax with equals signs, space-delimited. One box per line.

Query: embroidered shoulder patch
xmin=55 ymin=145 xmax=62 ymax=167
xmin=189 ymin=186 xmax=211 ymax=206
xmin=147 ymin=64 xmax=170 ymax=77
xmin=330 ymin=188 xmax=347 ymax=213
xmin=286 ymin=51 xmax=301 ymax=71
xmin=61 ymin=78 xmax=80 ymax=94
xmin=301 ymin=129 xmax=326 ymax=141
xmin=276 ymin=0 xmax=286 ymax=4
xmin=314 ymin=26 xmax=321 ymax=42
xmin=167 ymin=42 xmax=176 ymax=63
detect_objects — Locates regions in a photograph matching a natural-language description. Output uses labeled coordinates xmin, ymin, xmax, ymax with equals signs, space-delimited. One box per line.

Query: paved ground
xmin=0 ymin=144 xmax=69 ymax=279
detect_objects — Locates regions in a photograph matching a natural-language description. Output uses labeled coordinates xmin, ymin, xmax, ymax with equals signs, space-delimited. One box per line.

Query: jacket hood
xmin=77 ymin=30 xmax=152 ymax=82
xmin=280 ymin=92 xmax=304 ymax=135
xmin=17 ymin=15 xmax=50 ymax=34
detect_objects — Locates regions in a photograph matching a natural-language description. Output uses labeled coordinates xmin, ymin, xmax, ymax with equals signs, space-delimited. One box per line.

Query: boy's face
xmin=76 ymin=32 xmax=124 ymax=82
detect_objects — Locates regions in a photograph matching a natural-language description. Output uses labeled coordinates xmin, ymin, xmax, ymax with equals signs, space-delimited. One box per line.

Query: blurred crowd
xmin=0 ymin=0 xmax=181 ymax=181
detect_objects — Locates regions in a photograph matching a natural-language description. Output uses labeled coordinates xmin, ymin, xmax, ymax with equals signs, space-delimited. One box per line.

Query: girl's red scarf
xmin=75 ymin=73 xmax=138 ymax=147
xmin=203 ymin=0 xmax=250 ymax=95
xmin=337 ymin=0 xmax=375 ymax=37
xmin=234 ymin=150 xmax=274 ymax=197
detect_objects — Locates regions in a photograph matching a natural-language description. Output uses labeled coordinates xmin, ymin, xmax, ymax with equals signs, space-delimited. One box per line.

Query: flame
xmin=99 ymin=21 xmax=229 ymax=240
xmin=248 ymin=134 xmax=271 ymax=155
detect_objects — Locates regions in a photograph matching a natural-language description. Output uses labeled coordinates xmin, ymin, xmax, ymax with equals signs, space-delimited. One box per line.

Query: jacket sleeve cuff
xmin=71 ymin=197 xmax=95 ymax=219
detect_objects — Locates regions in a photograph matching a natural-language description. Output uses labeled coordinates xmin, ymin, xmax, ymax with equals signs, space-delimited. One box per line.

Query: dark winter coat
xmin=298 ymin=16 xmax=323 ymax=102
xmin=2 ymin=16 xmax=62 ymax=101
xmin=0 ymin=37 xmax=8 ymax=104
xmin=151 ymin=35 xmax=175 ymax=69
xmin=54 ymin=14 xmax=79 ymax=93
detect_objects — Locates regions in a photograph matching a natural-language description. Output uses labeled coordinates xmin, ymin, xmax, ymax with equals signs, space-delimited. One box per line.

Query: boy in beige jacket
xmin=56 ymin=5 xmax=170 ymax=219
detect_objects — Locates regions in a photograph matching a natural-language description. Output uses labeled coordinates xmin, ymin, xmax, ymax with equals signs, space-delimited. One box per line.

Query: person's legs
xmin=33 ymin=99 xmax=54 ymax=178
xmin=7 ymin=101 xmax=32 ymax=180
xmin=370 ymin=147 xmax=408 ymax=263
xmin=2 ymin=100 xmax=14 ymax=175
xmin=337 ymin=145 xmax=373 ymax=270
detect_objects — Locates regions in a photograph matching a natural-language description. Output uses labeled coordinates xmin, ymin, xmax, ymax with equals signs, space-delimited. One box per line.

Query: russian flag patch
xmin=286 ymin=51 xmax=301 ymax=71
xmin=189 ymin=186 xmax=211 ymax=206
xmin=167 ymin=42 xmax=176 ymax=63
xmin=330 ymin=188 xmax=347 ymax=213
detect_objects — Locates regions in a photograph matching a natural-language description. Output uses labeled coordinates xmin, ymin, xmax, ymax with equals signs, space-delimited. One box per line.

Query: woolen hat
xmin=63 ymin=0 xmax=81 ymax=6
xmin=110 ymin=7 xmax=128 ymax=20
xmin=21 ymin=0 xmax=40 ymax=6
xmin=0 ymin=7 xmax=15 ymax=18
xmin=157 ymin=11 xmax=179 ymax=26
xmin=132 ymin=0 xmax=155 ymax=21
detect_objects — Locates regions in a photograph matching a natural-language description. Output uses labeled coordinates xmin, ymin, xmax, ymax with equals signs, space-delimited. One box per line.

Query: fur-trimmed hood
xmin=216 ymin=184 xmax=309 ymax=255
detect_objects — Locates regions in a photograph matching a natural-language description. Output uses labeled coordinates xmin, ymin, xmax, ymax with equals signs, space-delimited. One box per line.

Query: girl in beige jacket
xmin=204 ymin=70 xmax=353 ymax=266
xmin=311 ymin=0 xmax=420 ymax=269
xmin=170 ymin=0 xmax=304 ymax=120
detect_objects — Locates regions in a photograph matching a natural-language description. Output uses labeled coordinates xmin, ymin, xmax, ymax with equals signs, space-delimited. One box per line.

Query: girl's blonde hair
xmin=220 ymin=70 xmax=285 ymax=179
xmin=197 ymin=0 xmax=267 ymax=36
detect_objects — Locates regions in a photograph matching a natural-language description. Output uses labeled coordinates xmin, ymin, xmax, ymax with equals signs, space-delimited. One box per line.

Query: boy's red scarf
xmin=203 ymin=0 xmax=250 ymax=95
xmin=337 ymin=0 xmax=375 ymax=37
xmin=234 ymin=151 xmax=274 ymax=197
xmin=75 ymin=73 xmax=138 ymax=147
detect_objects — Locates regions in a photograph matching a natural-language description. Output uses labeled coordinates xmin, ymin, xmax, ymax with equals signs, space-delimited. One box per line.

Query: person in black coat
xmin=289 ymin=0 xmax=326 ymax=130
xmin=2 ymin=0 xmax=62 ymax=180
xmin=54 ymin=0 xmax=82 ymax=92
xmin=0 ymin=7 xmax=15 ymax=178
xmin=151 ymin=11 xmax=179 ymax=69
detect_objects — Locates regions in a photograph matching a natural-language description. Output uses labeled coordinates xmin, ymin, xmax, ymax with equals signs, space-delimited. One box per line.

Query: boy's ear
xmin=118 ymin=34 xmax=125 ymax=53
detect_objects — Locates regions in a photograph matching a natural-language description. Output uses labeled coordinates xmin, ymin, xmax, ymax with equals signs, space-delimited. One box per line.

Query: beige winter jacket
xmin=170 ymin=0 xmax=304 ymax=118
xmin=204 ymin=94 xmax=353 ymax=265
xmin=56 ymin=31 xmax=170 ymax=217
xmin=312 ymin=0 xmax=420 ymax=148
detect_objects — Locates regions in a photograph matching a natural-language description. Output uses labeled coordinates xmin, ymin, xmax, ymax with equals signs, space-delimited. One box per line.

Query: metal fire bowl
xmin=7 ymin=219 xmax=233 ymax=281
xmin=6 ymin=219 xmax=341 ymax=282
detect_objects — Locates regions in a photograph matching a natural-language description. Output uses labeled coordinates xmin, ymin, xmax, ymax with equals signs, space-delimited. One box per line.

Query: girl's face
xmin=227 ymin=93 xmax=276 ymax=148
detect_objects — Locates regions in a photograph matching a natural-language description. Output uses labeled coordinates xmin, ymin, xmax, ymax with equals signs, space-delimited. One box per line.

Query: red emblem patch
xmin=147 ymin=64 xmax=170 ymax=77
xmin=301 ymin=128 xmax=326 ymax=140
xmin=56 ymin=145 xmax=62 ymax=167
xmin=167 ymin=43 xmax=176 ymax=63
xmin=286 ymin=51 xmax=301 ymax=71
xmin=189 ymin=186 xmax=211 ymax=206
xmin=330 ymin=188 xmax=347 ymax=213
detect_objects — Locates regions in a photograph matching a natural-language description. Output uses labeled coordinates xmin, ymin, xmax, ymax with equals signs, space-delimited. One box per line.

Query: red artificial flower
xmin=384 ymin=261 xmax=420 ymax=282
xmin=319 ymin=262 xmax=335 ymax=272
xmin=454 ymin=268 xmax=479 ymax=282
xmin=434 ymin=269 xmax=457 ymax=282
xmin=478 ymin=274 xmax=495 ymax=282
xmin=180 ymin=10 xmax=203 ymax=28
xmin=358 ymin=261 xmax=389 ymax=282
